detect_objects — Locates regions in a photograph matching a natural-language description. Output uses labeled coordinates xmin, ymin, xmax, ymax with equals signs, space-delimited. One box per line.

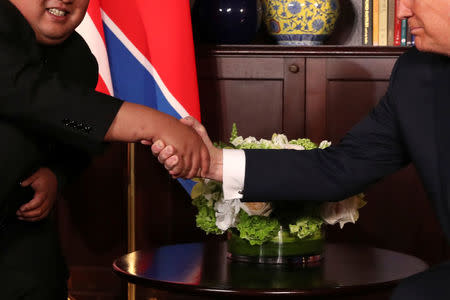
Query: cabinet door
xmin=306 ymin=57 xmax=397 ymax=143
xmin=306 ymin=57 xmax=449 ymax=264
xmin=197 ymin=56 xmax=305 ymax=141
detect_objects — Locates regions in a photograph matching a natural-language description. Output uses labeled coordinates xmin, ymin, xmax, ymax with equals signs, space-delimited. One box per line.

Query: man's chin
xmin=414 ymin=39 xmax=450 ymax=56
xmin=414 ymin=41 xmax=432 ymax=55
xmin=36 ymin=34 xmax=70 ymax=45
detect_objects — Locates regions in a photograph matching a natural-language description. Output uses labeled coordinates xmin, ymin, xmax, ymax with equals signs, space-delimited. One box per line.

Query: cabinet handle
xmin=289 ymin=64 xmax=300 ymax=73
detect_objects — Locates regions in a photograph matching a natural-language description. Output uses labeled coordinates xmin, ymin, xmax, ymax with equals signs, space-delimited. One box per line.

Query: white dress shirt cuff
xmin=223 ymin=149 xmax=246 ymax=200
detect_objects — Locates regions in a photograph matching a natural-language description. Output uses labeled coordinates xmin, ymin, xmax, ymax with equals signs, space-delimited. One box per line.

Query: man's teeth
xmin=48 ymin=8 xmax=66 ymax=17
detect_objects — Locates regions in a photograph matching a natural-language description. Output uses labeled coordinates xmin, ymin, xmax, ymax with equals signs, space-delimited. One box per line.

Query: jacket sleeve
xmin=242 ymin=56 xmax=410 ymax=203
xmin=0 ymin=122 xmax=42 ymax=208
xmin=43 ymin=142 xmax=92 ymax=192
xmin=0 ymin=2 xmax=122 ymax=155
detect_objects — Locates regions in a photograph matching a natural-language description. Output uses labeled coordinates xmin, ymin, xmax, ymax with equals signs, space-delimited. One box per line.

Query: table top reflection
xmin=113 ymin=242 xmax=428 ymax=297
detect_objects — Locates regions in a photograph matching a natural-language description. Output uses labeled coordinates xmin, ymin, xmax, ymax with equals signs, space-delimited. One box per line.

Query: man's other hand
xmin=17 ymin=167 xmax=58 ymax=222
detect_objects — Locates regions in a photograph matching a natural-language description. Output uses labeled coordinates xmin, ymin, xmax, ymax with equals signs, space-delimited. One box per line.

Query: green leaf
xmin=193 ymin=195 xmax=223 ymax=235
xmin=289 ymin=216 xmax=323 ymax=239
xmin=236 ymin=211 xmax=280 ymax=245
xmin=290 ymin=138 xmax=317 ymax=150
xmin=230 ymin=123 xmax=238 ymax=142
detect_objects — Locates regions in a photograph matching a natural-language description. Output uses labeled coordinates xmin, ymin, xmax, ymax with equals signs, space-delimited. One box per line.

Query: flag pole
xmin=127 ymin=143 xmax=136 ymax=300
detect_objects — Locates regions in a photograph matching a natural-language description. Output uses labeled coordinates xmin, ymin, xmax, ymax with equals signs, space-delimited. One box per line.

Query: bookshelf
xmin=192 ymin=0 xmax=410 ymax=48
xmin=361 ymin=0 xmax=411 ymax=46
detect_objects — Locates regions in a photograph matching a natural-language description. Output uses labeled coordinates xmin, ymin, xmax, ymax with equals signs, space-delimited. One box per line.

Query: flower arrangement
xmin=191 ymin=124 xmax=366 ymax=249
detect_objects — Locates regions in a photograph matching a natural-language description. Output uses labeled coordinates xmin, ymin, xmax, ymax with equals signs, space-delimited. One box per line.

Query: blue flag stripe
xmin=103 ymin=23 xmax=195 ymax=195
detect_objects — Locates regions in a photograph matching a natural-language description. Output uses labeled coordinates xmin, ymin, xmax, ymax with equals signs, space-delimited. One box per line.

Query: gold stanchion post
xmin=127 ymin=143 xmax=136 ymax=300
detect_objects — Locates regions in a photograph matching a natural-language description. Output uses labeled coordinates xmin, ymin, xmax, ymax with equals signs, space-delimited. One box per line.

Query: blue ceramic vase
xmin=193 ymin=0 xmax=262 ymax=44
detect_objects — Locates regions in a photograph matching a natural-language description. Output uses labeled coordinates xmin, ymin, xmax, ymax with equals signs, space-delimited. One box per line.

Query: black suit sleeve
xmin=44 ymin=143 xmax=92 ymax=192
xmin=242 ymin=58 xmax=410 ymax=203
xmin=0 ymin=40 xmax=122 ymax=154
xmin=0 ymin=1 xmax=123 ymax=155
xmin=0 ymin=122 xmax=41 ymax=216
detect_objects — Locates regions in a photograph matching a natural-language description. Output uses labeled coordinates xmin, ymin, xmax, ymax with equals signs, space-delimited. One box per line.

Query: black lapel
xmin=434 ymin=54 xmax=450 ymax=239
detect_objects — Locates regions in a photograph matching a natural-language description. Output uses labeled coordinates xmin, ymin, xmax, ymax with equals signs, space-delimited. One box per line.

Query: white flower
xmin=243 ymin=136 xmax=258 ymax=144
xmin=319 ymin=140 xmax=332 ymax=149
xmin=259 ymin=139 xmax=272 ymax=148
xmin=214 ymin=198 xmax=242 ymax=231
xmin=231 ymin=136 xmax=244 ymax=147
xmin=320 ymin=194 xmax=366 ymax=228
xmin=272 ymin=133 xmax=289 ymax=146
xmin=283 ymin=143 xmax=305 ymax=150
xmin=240 ymin=202 xmax=273 ymax=217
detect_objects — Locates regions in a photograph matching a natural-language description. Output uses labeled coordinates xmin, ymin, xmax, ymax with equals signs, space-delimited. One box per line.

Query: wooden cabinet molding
xmin=196 ymin=45 xmax=408 ymax=57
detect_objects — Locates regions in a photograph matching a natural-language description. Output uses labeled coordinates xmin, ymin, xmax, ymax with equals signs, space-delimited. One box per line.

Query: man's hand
xmin=150 ymin=116 xmax=223 ymax=181
xmin=17 ymin=167 xmax=58 ymax=222
xmin=152 ymin=117 xmax=210 ymax=179
xmin=105 ymin=103 xmax=209 ymax=179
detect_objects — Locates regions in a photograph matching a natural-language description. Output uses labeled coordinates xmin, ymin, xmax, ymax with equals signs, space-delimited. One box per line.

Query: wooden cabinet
xmin=197 ymin=54 xmax=306 ymax=140
xmin=197 ymin=46 xmax=401 ymax=143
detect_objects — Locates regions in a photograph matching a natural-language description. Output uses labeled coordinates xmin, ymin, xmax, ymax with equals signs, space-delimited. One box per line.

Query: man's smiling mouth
xmin=47 ymin=8 xmax=67 ymax=17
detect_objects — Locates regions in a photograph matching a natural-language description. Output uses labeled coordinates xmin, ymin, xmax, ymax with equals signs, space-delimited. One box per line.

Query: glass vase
xmin=227 ymin=225 xmax=325 ymax=266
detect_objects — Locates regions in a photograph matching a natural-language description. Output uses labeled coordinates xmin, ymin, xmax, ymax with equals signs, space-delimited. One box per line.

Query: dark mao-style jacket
xmin=0 ymin=1 xmax=123 ymax=222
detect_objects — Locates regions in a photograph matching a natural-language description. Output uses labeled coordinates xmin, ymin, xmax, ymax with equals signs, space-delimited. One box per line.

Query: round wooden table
xmin=113 ymin=242 xmax=428 ymax=299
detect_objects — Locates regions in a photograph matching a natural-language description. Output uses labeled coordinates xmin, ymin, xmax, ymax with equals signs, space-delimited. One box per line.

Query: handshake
xmin=145 ymin=116 xmax=223 ymax=182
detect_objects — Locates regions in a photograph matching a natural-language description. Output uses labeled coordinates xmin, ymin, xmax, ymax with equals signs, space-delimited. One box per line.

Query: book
xmin=401 ymin=18 xmax=408 ymax=46
xmin=393 ymin=0 xmax=402 ymax=46
xmin=378 ymin=0 xmax=388 ymax=45
xmin=362 ymin=0 xmax=373 ymax=45
xmin=373 ymin=0 xmax=379 ymax=45
xmin=387 ymin=0 xmax=395 ymax=46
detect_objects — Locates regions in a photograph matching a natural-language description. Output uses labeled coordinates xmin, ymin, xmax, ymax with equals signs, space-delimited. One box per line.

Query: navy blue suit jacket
xmin=243 ymin=48 xmax=450 ymax=241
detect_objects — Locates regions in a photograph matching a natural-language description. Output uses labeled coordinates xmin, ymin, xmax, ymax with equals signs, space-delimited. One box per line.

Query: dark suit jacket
xmin=243 ymin=48 xmax=450 ymax=241
xmin=0 ymin=1 xmax=123 ymax=219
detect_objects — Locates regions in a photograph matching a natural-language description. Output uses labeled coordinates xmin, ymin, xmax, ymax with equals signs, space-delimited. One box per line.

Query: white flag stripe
xmin=101 ymin=10 xmax=189 ymax=118
xmin=76 ymin=13 xmax=114 ymax=96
